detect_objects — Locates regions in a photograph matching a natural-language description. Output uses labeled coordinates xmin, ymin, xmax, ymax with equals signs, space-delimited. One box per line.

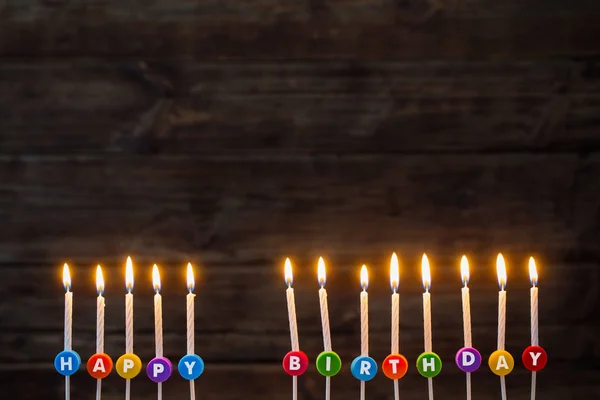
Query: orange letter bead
xmin=87 ymin=353 xmax=113 ymax=379
xmin=382 ymin=354 xmax=408 ymax=380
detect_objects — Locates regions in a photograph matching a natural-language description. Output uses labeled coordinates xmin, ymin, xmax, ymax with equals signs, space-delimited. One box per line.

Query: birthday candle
xmin=318 ymin=257 xmax=332 ymax=400
xmin=186 ymin=263 xmax=196 ymax=400
xmin=96 ymin=265 xmax=105 ymax=400
xmin=125 ymin=257 xmax=134 ymax=400
xmin=153 ymin=264 xmax=164 ymax=400
xmin=359 ymin=265 xmax=369 ymax=400
xmin=529 ymin=257 xmax=538 ymax=400
xmin=63 ymin=263 xmax=73 ymax=400
xmin=390 ymin=254 xmax=400 ymax=400
xmin=421 ymin=254 xmax=434 ymax=400
xmin=285 ymin=258 xmax=299 ymax=400
xmin=496 ymin=254 xmax=508 ymax=400
xmin=460 ymin=256 xmax=472 ymax=400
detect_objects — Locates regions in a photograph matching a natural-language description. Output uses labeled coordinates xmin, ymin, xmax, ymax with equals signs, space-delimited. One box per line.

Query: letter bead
xmin=381 ymin=354 xmax=408 ymax=380
xmin=116 ymin=353 xmax=143 ymax=379
xmin=350 ymin=356 xmax=377 ymax=381
xmin=146 ymin=357 xmax=173 ymax=383
xmin=488 ymin=350 xmax=514 ymax=376
xmin=87 ymin=353 xmax=113 ymax=379
xmin=315 ymin=351 xmax=342 ymax=377
xmin=54 ymin=350 xmax=81 ymax=376
xmin=282 ymin=350 xmax=309 ymax=376
xmin=178 ymin=354 xmax=205 ymax=380
xmin=521 ymin=345 xmax=547 ymax=372
xmin=416 ymin=352 xmax=442 ymax=378
xmin=455 ymin=347 xmax=482 ymax=373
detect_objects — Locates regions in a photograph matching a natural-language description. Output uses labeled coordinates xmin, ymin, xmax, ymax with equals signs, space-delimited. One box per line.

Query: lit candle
xmin=153 ymin=264 xmax=164 ymax=400
xmin=421 ymin=254 xmax=434 ymax=400
xmin=63 ymin=263 xmax=73 ymax=400
xmin=96 ymin=265 xmax=105 ymax=400
xmin=187 ymin=263 xmax=196 ymax=400
xmin=460 ymin=256 xmax=472 ymax=400
xmin=318 ymin=257 xmax=332 ymax=400
xmin=125 ymin=256 xmax=134 ymax=400
xmin=529 ymin=257 xmax=538 ymax=400
xmin=285 ymin=258 xmax=299 ymax=400
xmin=390 ymin=253 xmax=400 ymax=400
xmin=496 ymin=254 xmax=508 ymax=400
xmin=359 ymin=265 xmax=369 ymax=400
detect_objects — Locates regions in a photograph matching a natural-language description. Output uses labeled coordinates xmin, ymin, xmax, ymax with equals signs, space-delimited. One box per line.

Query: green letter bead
xmin=416 ymin=352 xmax=442 ymax=378
xmin=316 ymin=351 xmax=342 ymax=377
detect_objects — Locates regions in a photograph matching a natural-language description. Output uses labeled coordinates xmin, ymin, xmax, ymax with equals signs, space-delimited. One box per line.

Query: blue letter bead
xmin=54 ymin=350 xmax=81 ymax=376
xmin=178 ymin=354 xmax=205 ymax=380
xmin=350 ymin=356 xmax=378 ymax=381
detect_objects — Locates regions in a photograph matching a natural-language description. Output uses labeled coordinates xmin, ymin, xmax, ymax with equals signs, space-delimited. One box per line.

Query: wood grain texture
xmin=1 ymin=61 xmax=600 ymax=155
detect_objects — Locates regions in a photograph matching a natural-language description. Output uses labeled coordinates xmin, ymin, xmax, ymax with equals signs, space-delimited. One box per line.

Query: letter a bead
xmin=455 ymin=347 xmax=482 ymax=373
xmin=116 ymin=353 xmax=142 ymax=379
xmin=87 ymin=353 xmax=113 ymax=379
xmin=350 ymin=356 xmax=377 ymax=381
xmin=488 ymin=350 xmax=514 ymax=376
xmin=521 ymin=345 xmax=547 ymax=372
xmin=282 ymin=350 xmax=309 ymax=376
xmin=316 ymin=351 xmax=342 ymax=377
xmin=416 ymin=352 xmax=442 ymax=378
xmin=54 ymin=350 xmax=81 ymax=376
xmin=178 ymin=354 xmax=205 ymax=380
xmin=382 ymin=354 xmax=408 ymax=380
xmin=146 ymin=357 xmax=173 ymax=383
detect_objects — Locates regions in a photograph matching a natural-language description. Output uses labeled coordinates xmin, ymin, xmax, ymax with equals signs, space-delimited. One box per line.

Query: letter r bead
xmin=282 ymin=350 xmax=309 ymax=376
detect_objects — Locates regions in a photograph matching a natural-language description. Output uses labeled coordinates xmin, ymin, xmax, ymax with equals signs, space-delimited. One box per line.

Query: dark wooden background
xmin=1 ymin=0 xmax=600 ymax=399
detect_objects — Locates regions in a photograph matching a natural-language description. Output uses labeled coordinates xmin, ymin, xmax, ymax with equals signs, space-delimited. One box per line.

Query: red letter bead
xmin=282 ymin=350 xmax=309 ymax=376
xmin=381 ymin=354 xmax=408 ymax=380
xmin=87 ymin=353 xmax=113 ymax=379
xmin=522 ymin=345 xmax=547 ymax=372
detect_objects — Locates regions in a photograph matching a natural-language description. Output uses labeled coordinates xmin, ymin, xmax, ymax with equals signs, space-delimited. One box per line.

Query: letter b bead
xmin=282 ymin=350 xmax=309 ymax=376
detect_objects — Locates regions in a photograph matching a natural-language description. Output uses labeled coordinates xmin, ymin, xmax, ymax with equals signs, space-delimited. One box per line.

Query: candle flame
xmin=317 ymin=257 xmax=326 ymax=287
xmin=390 ymin=252 xmax=399 ymax=292
xmin=460 ymin=255 xmax=470 ymax=286
xmin=125 ymin=256 xmax=134 ymax=292
xmin=496 ymin=253 xmax=507 ymax=290
xmin=284 ymin=258 xmax=293 ymax=287
xmin=529 ymin=257 xmax=538 ymax=287
xmin=187 ymin=262 xmax=195 ymax=292
xmin=421 ymin=254 xmax=431 ymax=291
xmin=96 ymin=265 xmax=105 ymax=295
xmin=62 ymin=263 xmax=71 ymax=291
xmin=360 ymin=265 xmax=369 ymax=290
xmin=152 ymin=264 xmax=161 ymax=293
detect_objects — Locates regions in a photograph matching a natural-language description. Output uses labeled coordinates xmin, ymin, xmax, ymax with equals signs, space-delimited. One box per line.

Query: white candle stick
xmin=96 ymin=265 xmax=106 ymax=400
xmin=153 ymin=265 xmax=164 ymax=400
xmin=63 ymin=264 xmax=73 ymax=400
xmin=359 ymin=265 xmax=369 ymax=400
xmin=284 ymin=258 xmax=300 ymax=400
xmin=390 ymin=253 xmax=400 ymax=400
xmin=529 ymin=257 xmax=539 ymax=400
xmin=496 ymin=254 xmax=508 ymax=400
xmin=422 ymin=254 xmax=434 ymax=400
xmin=187 ymin=263 xmax=197 ymax=400
xmin=460 ymin=256 xmax=472 ymax=400
xmin=318 ymin=257 xmax=332 ymax=400
xmin=125 ymin=257 xmax=134 ymax=400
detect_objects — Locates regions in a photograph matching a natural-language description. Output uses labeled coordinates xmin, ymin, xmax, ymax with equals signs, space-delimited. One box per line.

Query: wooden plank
xmin=1 ymin=17 xmax=599 ymax=60
xmin=0 ymin=154 xmax=588 ymax=264
xmin=0 ymin=364 xmax=597 ymax=400
xmin=1 ymin=61 xmax=600 ymax=155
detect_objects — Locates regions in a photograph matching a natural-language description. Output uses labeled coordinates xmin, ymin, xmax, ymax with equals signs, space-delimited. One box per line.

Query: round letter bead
xmin=381 ymin=354 xmax=408 ymax=380
xmin=488 ymin=350 xmax=514 ymax=376
xmin=350 ymin=356 xmax=377 ymax=381
xmin=521 ymin=345 xmax=547 ymax=372
xmin=316 ymin=351 xmax=342 ymax=377
xmin=54 ymin=350 xmax=81 ymax=376
xmin=116 ymin=353 xmax=143 ymax=379
xmin=455 ymin=347 xmax=482 ymax=373
xmin=178 ymin=354 xmax=205 ymax=380
xmin=416 ymin=352 xmax=442 ymax=378
xmin=146 ymin=357 xmax=173 ymax=383
xmin=87 ymin=353 xmax=113 ymax=379
xmin=282 ymin=350 xmax=309 ymax=376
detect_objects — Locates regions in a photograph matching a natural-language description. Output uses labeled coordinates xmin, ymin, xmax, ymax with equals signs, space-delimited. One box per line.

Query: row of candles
xmin=283 ymin=253 xmax=546 ymax=400
xmin=55 ymin=253 xmax=546 ymax=400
